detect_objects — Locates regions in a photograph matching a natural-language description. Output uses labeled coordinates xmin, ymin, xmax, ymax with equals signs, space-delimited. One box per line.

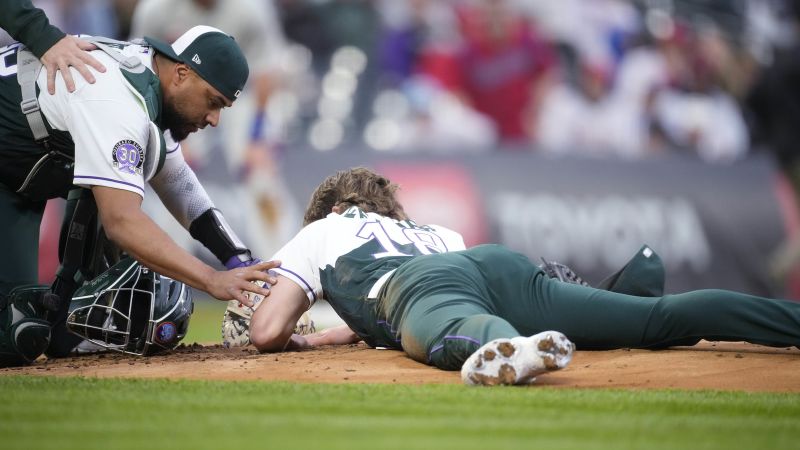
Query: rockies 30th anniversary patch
xmin=112 ymin=139 xmax=145 ymax=174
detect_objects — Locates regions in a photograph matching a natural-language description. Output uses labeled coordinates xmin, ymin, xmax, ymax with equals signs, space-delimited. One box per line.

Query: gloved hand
xmin=224 ymin=252 xmax=263 ymax=270
xmin=539 ymin=258 xmax=590 ymax=286
xmin=221 ymin=286 xmax=317 ymax=348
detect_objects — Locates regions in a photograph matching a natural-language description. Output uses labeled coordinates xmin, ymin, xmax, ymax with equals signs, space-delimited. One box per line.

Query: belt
xmin=367 ymin=269 xmax=397 ymax=299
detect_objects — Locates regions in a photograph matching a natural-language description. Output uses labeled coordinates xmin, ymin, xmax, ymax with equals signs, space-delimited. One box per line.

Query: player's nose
xmin=205 ymin=109 xmax=220 ymax=127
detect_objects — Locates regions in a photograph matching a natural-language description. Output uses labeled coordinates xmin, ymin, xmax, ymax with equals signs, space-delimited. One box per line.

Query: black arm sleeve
xmin=0 ymin=0 xmax=66 ymax=57
xmin=188 ymin=208 xmax=251 ymax=266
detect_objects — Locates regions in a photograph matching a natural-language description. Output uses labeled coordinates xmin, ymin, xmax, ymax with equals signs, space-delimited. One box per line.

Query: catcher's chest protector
xmin=117 ymin=54 xmax=167 ymax=181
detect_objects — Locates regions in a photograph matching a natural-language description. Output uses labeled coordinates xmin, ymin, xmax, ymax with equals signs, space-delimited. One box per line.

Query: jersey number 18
xmin=357 ymin=221 xmax=449 ymax=259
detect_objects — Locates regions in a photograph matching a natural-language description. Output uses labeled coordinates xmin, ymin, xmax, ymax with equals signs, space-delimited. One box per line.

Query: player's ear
xmin=174 ymin=64 xmax=192 ymax=84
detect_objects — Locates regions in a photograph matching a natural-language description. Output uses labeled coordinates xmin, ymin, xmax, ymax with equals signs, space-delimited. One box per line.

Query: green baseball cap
xmin=144 ymin=25 xmax=249 ymax=102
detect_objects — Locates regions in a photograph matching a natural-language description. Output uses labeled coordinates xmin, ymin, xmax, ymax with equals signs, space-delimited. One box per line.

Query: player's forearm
xmin=304 ymin=325 xmax=360 ymax=347
xmin=249 ymin=276 xmax=312 ymax=352
xmin=253 ymin=72 xmax=274 ymax=111
xmin=149 ymin=158 xmax=249 ymax=266
xmin=0 ymin=0 xmax=65 ymax=57
xmin=100 ymin=205 xmax=215 ymax=293
xmin=248 ymin=73 xmax=274 ymax=142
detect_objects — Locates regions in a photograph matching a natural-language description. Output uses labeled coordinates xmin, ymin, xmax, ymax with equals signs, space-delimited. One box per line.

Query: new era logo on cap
xmin=192 ymin=54 xmax=201 ymax=64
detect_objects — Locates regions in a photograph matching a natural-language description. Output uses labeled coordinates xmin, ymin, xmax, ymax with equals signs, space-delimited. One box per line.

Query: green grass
xmin=184 ymin=297 xmax=227 ymax=344
xmin=9 ymin=299 xmax=796 ymax=449
xmin=2 ymin=376 xmax=799 ymax=450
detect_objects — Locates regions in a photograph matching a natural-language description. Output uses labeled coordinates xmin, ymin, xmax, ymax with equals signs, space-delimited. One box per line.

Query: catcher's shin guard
xmin=46 ymin=269 xmax=83 ymax=358
xmin=46 ymin=188 xmax=100 ymax=358
xmin=0 ymin=285 xmax=58 ymax=367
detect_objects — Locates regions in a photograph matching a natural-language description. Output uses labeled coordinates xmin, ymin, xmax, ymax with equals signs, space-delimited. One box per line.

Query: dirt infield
xmin=2 ymin=341 xmax=798 ymax=392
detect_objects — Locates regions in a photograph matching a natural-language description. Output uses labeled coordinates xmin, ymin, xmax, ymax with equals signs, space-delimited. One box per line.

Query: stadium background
xmin=3 ymin=3 xmax=800 ymax=449
xmin=5 ymin=0 xmax=800 ymax=301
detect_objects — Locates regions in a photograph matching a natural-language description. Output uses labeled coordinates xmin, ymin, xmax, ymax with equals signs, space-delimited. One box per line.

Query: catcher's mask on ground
xmin=67 ymin=258 xmax=193 ymax=356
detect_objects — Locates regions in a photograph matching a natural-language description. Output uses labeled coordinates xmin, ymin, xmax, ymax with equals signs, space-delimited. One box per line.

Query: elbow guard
xmin=188 ymin=208 xmax=250 ymax=265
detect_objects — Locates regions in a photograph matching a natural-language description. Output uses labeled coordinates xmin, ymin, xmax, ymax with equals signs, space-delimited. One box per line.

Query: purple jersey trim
xmin=273 ymin=267 xmax=317 ymax=302
xmin=74 ymin=175 xmax=144 ymax=194
xmin=428 ymin=335 xmax=482 ymax=361
xmin=376 ymin=320 xmax=402 ymax=342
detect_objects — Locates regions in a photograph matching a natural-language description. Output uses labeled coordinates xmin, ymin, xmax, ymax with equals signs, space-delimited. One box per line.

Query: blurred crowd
xmin=6 ymin=0 xmax=800 ymax=274
xmin=4 ymin=0 xmax=800 ymax=166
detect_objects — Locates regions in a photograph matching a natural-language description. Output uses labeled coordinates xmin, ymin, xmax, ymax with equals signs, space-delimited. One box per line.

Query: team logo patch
xmin=154 ymin=322 xmax=177 ymax=345
xmin=112 ymin=140 xmax=144 ymax=175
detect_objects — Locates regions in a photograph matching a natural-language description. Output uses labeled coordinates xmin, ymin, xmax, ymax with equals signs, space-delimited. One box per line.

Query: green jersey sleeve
xmin=0 ymin=0 xmax=66 ymax=57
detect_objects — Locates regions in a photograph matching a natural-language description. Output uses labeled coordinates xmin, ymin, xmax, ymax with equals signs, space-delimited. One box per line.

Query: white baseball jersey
xmin=35 ymin=43 xmax=181 ymax=198
xmin=271 ymin=207 xmax=467 ymax=308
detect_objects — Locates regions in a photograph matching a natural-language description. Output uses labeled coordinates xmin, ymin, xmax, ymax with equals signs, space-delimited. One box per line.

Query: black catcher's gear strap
xmin=46 ymin=188 xmax=100 ymax=357
xmin=52 ymin=189 xmax=97 ymax=307
xmin=189 ymin=208 xmax=251 ymax=265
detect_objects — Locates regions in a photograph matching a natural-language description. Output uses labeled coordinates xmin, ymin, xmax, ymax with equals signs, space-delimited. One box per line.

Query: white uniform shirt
xmin=36 ymin=43 xmax=180 ymax=198
xmin=271 ymin=208 xmax=467 ymax=307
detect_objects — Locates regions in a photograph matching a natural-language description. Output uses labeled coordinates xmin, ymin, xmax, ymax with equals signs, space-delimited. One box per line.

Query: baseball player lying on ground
xmin=223 ymin=167 xmax=800 ymax=386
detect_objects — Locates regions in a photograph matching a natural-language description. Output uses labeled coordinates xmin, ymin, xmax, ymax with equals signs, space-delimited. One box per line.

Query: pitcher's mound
xmin=2 ymin=341 xmax=798 ymax=392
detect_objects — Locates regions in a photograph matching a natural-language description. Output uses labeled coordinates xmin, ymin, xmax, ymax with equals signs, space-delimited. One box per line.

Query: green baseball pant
xmin=0 ymin=184 xmax=45 ymax=297
xmin=381 ymin=244 xmax=800 ymax=370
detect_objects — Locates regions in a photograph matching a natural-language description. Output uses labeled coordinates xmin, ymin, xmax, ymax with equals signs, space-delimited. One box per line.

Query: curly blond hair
xmin=303 ymin=167 xmax=408 ymax=225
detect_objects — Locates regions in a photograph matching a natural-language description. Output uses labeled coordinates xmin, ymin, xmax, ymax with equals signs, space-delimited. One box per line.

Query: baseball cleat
xmin=461 ymin=331 xmax=574 ymax=386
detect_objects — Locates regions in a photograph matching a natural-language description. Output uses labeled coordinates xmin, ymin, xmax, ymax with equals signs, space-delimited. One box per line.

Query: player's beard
xmin=161 ymin=99 xmax=197 ymax=142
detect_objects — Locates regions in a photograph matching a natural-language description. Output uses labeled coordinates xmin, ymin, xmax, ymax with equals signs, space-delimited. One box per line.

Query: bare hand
xmin=40 ymin=35 xmax=106 ymax=95
xmin=205 ymin=260 xmax=281 ymax=306
xmin=283 ymin=334 xmax=310 ymax=351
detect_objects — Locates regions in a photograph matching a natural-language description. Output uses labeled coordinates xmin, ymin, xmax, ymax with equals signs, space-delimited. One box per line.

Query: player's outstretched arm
xmin=279 ymin=325 xmax=361 ymax=351
xmin=92 ymin=185 xmax=274 ymax=305
xmin=250 ymin=275 xmax=310 ymax=352
xmin=303 ymin=325 xmax=361 ymax=347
